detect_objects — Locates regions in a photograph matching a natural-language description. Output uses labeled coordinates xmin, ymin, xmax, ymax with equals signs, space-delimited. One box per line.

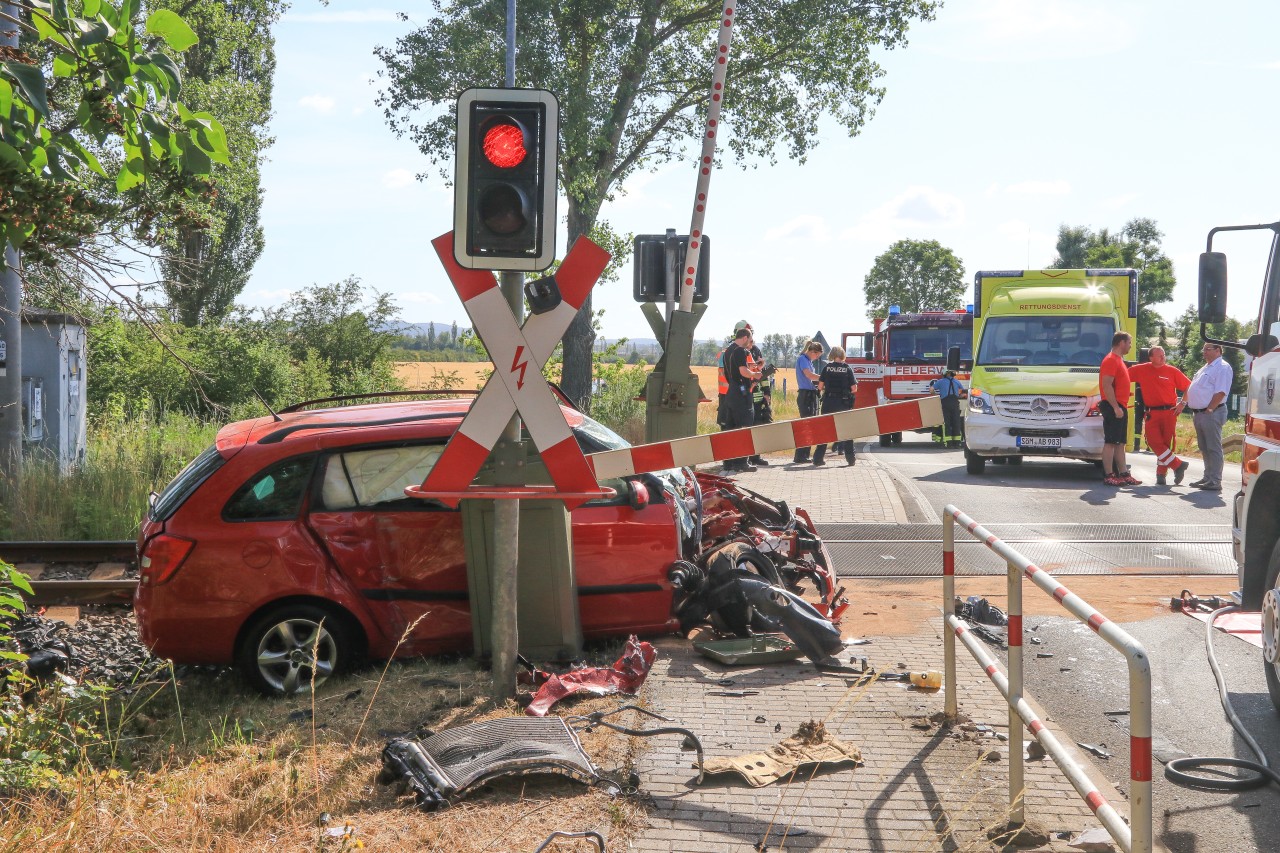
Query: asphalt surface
xmin=864 ymin=436 xmax=1238 ymax=528
xmin=1021 ymin=614 xmax=1280 ymax=853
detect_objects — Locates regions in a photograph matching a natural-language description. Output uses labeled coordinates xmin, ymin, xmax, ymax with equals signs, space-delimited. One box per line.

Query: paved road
xmin=862 ymin=434 xmax=1238 ymax=528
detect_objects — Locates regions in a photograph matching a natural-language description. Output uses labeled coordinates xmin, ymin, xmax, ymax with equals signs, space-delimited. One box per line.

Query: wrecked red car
xmin=134 ymin=394 xmax=843 ymax=695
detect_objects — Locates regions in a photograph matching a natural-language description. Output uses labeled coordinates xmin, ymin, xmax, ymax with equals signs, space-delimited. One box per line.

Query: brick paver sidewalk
xmin=626 ymin=452 xmax=1134 ymax=852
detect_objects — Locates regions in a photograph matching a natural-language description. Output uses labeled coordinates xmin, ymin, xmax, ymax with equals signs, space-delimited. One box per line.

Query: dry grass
xmin=0 ymin=657 xmax=653 ymax=853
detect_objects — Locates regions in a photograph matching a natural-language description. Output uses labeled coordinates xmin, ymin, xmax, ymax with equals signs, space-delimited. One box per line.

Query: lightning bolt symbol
xmin=510 ymin=345 xmax=529 ymax=390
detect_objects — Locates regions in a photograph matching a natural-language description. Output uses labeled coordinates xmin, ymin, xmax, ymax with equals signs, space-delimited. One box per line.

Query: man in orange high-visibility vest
xmin=1129 ymin=346 xmax=1192 ymax=486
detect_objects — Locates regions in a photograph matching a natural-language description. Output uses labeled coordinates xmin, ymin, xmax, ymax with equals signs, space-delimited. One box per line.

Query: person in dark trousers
xmin=929 ymin=370 xmax=965 ymax=448
xmin=793 ymin=340 xmax=825 ymax=462
xmin=723 ymin=326 xmax=762 ymax=472
xmin=744 ymin=322 xmax=772 ymax=467
xmin=715 ymin=320 xmax=752 ymax=429
xmin=813 ymin=345 xmax=857 ymax=466
xmin=1100 ymin=331 xmax=1140 ymax=487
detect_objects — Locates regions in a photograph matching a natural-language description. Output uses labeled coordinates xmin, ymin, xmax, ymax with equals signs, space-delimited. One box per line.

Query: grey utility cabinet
xmin=21 ymin=309 xmax=87 ymax=471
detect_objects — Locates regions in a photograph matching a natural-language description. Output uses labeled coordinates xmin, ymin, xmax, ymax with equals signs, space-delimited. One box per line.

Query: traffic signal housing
xmin=633 ymin=234 xmax=710 ymax=303
xmin=454 ymin=88 xmax=558 ymax=271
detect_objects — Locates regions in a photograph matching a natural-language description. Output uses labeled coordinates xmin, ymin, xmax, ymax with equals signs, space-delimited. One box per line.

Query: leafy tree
xmin=157 ymin=0 xmax=283 ymax=326
xmin=0 ymin=0 xmax=228 ymax=270
xmin=263 ymin=276 xmax=402 ymax=396
xmin=375 ymin=0 xmax=939 ymax=405
xmin=1050 ymin=218 xmax=1176 ymax=340
xmin=863 ymin=239 xmax=965 ymax=317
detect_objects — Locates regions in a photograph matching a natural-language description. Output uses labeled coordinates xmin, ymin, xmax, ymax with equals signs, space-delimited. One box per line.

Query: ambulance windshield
xmin=976 ymin=317 xmax=1115 ymax=366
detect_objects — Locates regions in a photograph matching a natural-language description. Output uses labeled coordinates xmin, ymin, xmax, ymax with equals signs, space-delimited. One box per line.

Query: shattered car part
xmin=377 ymin=716 xmax=616 ymax=811
xmin=680 ymin=568 xmax=844 ymax=664
xmin=524 ymin=636 xmax=657 ymax=716
xmin=569 ymin=706 xmax=706 ymax=784
xmin=702 ymin=720 xmax=862 ymax=787
xmin=533 ymin=831 xmax=606 ymax=853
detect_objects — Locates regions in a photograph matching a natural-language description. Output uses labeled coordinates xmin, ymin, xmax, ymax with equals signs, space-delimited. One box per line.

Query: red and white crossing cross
xmin=586 ymin=397 xmax=943 ymax=480
xmin=418 ymin=232 xmax=610 ymax=507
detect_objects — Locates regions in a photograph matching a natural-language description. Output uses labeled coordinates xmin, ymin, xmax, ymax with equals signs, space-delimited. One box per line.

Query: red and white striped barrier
xmin=942 ymin=505 xmax=1152 ymax=853
xmin=417 ymin=232 xmax=609 ymax=506
xmin=678 ymin=3 xmax=737 ymax=311
xmin=587 ymin=396 xmax=942 ymax=480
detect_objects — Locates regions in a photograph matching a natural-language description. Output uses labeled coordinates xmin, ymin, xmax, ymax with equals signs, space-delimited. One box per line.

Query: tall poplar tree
xmin=157 ymin=0 xmax=285 ymax=326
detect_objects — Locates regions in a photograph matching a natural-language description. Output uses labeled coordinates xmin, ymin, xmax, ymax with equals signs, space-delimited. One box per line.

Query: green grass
xmin=1 ymin=412 xmax=219 ymax=540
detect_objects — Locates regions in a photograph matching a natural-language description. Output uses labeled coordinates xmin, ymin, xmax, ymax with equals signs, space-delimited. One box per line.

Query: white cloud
xmin=929 ymin=0 xmax=1136 ymax=60
xmin=398 ymin=292 xmax=445 ymax=305
xmin=1103 ymin=192 xmax=1138 ymax=208
xmin=298 ymin=94 xmax=336 ymax=114
xmin=382 ymin=168 xmax=416 ymax=189
xmin=283 ymin=10 xmax=402 ymax=24
xmin=840 ymin=186 xmax=966 ymax=243
xmin=765 ymin=215 xmax=831 ymax=242
xmin=1004 ymin=180 xmax=1072 ymax=196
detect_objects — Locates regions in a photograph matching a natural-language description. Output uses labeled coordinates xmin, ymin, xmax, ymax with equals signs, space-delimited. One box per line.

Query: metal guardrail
xmin=942 ymin=504 xmax=1152 ymax=853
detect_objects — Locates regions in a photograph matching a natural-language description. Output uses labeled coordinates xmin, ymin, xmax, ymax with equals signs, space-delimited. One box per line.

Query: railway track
xmin=1 ymin=540 xmax=139 ymax=606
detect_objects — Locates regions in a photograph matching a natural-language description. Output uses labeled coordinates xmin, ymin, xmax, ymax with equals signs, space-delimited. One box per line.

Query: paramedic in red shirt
xmin=1128 ymin=346 xmax=1192 ymax=486
xmin=1099 ymin=331 xmax=1140 ymax=486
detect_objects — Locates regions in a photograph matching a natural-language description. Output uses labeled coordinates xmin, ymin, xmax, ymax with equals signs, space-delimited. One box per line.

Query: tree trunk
xmin=559 ymin=197 xmax=598 ymax=408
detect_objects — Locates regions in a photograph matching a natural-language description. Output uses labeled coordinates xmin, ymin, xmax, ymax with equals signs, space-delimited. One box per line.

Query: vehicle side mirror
xmin=1137 ymin=347 xmax=1150 ymax=364
xmin=863 ymin=333 xmax=873 ymax=357
xmin=1244 ymin=333 xmax=1279 ymax=358
xmin=627 ymin=480 xmax=650 ymax=510
xmin=946 ymin=346 xmax=961 ymax=372
xmin=1199 ymin=252 xmax=1228 ymax=324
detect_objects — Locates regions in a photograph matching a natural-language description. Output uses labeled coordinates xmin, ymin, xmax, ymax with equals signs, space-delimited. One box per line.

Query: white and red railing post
xmin=942 ymin=504 xmax=1152 ymax=853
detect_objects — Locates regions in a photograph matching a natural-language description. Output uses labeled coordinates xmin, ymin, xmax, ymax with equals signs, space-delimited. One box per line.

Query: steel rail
xmin=24 ymin=579 xmax=138 ymax=607
xmin=0 ymin=540 xmax=136 ymax=564
xmin=942 ymin=503 xmax=1152 ymax=853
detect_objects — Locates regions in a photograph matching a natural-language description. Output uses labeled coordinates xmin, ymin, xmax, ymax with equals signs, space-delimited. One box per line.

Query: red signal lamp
xmin=482 ymin=122 xmax=527 ymax=168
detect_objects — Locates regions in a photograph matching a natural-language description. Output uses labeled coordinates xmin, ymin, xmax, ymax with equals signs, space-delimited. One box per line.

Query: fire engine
xmin=841 ymin=306 xmax=973 ymax=446
xmin=1196 ymin=220 xmax=1280 ymax=710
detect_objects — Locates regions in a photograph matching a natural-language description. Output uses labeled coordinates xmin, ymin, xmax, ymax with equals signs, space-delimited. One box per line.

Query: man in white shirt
xmin=1183 ymin=342 xmax=1234 ymax=492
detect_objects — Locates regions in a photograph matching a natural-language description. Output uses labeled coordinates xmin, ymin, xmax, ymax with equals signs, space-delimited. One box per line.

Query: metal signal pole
xmin=490 ymin=0 xmax=521 ymax=702
xmin=0 ymin=1 xmax=23 ymax=491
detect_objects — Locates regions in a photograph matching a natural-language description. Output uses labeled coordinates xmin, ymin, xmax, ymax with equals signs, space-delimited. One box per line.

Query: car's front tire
xmin=238 ymin=604 xmax=351 ymax=696
xmin=965 ymin=448 xmax=986 ymax=474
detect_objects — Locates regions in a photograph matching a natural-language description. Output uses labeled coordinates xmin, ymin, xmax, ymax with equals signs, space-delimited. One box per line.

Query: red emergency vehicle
xmin=841 ymin=306 xmax=974 ymax=446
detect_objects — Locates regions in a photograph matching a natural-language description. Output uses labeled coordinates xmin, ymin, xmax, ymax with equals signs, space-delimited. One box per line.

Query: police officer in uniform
xmin=794 ymin=340 xmax=825 ymax=462
xmin=723 ymin=326 xmax=762 ymax=472
xmin=813 ymin=345 xmax=857 ymax=466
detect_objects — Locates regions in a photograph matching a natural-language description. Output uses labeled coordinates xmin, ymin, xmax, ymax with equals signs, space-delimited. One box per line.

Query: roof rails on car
xmin=276 ymin=384 xmax=584 ymax=415
xmin=278 ymin=388 xmax=480 ymax=414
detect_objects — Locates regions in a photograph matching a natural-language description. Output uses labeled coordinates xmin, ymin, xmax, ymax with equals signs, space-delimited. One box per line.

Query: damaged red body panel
xmin=524 ymin=636 xmax=657 ymax=716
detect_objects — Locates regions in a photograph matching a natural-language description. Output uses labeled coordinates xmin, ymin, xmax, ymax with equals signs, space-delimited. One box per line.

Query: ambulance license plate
xmin=1017 ymin=436 xmax=1061 ymax=448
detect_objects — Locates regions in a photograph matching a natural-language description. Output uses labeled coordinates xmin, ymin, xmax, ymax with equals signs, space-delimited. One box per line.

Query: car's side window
xmin=317 ymin=444 xmax=447 ymax=511
xmin=223 ymin=455 xmax=317 ymax=521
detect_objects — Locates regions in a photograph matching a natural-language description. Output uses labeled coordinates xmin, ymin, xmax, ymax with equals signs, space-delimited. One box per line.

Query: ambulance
xmin=963 ymin=269 xmax=1139 ymax=474
xmin=841 ymin=306 xmax=973 ymax=446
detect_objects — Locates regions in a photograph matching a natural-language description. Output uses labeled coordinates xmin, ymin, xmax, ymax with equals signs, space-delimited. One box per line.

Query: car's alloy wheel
xmin=240 ymin=605 xmax=348 ymax=696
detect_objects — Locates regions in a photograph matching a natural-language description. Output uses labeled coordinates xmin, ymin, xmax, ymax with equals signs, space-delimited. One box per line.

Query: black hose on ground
xmin=1164 ymin=605 xmax=1280 ymax=791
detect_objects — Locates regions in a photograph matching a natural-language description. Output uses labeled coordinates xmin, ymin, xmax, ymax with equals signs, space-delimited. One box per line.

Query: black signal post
xmin=454 ymin=88 xmax=558 ymax=272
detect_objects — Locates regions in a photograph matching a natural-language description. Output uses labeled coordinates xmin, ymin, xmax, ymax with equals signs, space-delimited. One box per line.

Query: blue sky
xmin=236 ymin=0 xmax=1280 ymax=342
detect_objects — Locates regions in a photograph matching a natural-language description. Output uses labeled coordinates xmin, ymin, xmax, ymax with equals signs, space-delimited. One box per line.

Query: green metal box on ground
xmin=462 ymin=498 xmax=582 ymax=661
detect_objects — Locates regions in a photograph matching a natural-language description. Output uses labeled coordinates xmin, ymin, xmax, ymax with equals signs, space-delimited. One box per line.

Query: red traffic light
xmin=482 ymin=121 xmax=527 ymax=168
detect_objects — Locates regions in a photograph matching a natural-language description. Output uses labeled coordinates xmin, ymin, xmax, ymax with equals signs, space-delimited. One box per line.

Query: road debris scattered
xmin=522 ymin=635 xmax=656 ymax=716
xmin=702 ymin=720 xmax=862 ymax=787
